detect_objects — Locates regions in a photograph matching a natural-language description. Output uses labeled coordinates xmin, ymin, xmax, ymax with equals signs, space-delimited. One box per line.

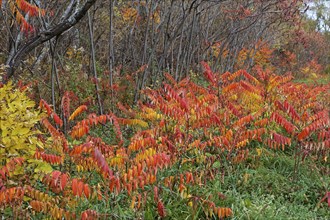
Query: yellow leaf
xmin=12 ymin=127 xmax=30 ymax=135
xmin=243 ymin=173 xmax=250 ymax=183
xmin=256 ymin=148 xmax=262 ymax=156
xmin=34 ymin=162 xmax=53 ymax=173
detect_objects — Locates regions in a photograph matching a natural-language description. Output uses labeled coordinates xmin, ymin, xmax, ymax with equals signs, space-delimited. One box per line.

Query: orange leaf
xmin=84 ymin=184 xmax=90 ymax=198
xmin=77 ymin=181 xmax=84 ymax=197
xmin=217 ymin=207 xmax=223 ymax=218
xmin=69 ymin=105 xmax=87 ymax=121
xmin=30 ymin=200 xmax=44 ymax=212
xmin=72 ymin=179 xmax=78 ymax=196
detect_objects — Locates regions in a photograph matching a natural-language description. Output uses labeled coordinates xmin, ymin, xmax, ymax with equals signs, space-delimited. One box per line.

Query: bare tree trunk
xmin=49 ymin=37 xmax=61 ymax=116
xmin=185 ymin=8 xmax=197 ymax=76
xmin=175 ymin=16 xmax=185 ymax=81
xmin=88 ymin=10 xmax=103 ymax=115
xmin=108 ymin=0 xmax=115 ymax=110
xmin=51 ymin=54 xmax=56 ymax=114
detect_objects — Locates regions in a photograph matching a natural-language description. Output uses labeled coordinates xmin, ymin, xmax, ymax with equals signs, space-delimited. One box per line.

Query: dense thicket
xmin=1 ymin=1 xmax=329 ymax=105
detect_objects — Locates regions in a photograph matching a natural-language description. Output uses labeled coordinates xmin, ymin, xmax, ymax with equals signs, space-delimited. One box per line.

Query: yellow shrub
xmin=0 ymin=82 xmax=52 ymax=177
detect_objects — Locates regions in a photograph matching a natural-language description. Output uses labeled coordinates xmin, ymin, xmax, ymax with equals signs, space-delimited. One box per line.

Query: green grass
xmin=100 ymin=148 xmax=329 ymax=220
xmin=202 ymin=149 xmax=330 ymax=220
xmin=293 ymin=74 xmax=330 ymax=85
xmin=69 ymin=144 xmax=329 ymax=220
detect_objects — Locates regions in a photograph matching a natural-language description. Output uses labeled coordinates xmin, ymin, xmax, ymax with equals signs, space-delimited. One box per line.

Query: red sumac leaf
xmin=52 ymin=171 xmax=62 ymax=187
xmin=39 ymin=99 xmax=53 ymax=116
xmin=93 ymin=148 xmax=112 ymax=178
xmin=61 ymin=92 xmax=70 ymax=119
xmin=60 ymin=174 xmax=68 ymax=191
xmin=81 ymin=209 xmax=98 ymax=220
xmin=52 ymin=112 xmax=63 ymax=127
xmin=157 ymin=200 xmax=166 ymax=218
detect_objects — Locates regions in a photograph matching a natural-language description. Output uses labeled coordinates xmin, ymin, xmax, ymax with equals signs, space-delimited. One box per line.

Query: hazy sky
xmin=306 ymin=0 xmax=330 ymax=18
xmin=306 ymin=0 xmax=330 ymax=31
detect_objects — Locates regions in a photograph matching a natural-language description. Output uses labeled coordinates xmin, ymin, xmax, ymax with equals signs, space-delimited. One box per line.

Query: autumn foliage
xmin=0 ymin=62 xmax=329 ymax=218
xmin=3 ymin=0 xmax=46 ymax=33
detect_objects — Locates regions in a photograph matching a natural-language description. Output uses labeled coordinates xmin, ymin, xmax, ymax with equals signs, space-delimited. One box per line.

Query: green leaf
xmin=34 ymin=162 xmax=53 ymax=173
xmin=212 ymin=161 xmax=221 ymax=168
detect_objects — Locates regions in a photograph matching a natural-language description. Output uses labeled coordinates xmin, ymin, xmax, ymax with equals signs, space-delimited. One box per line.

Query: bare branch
xmin=3 ymin=0 xmax=98 ymax=83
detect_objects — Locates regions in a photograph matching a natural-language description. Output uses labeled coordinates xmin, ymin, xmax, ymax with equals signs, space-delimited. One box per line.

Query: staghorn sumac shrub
xmin=1 ymin=62 xmax=329 ymax=218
